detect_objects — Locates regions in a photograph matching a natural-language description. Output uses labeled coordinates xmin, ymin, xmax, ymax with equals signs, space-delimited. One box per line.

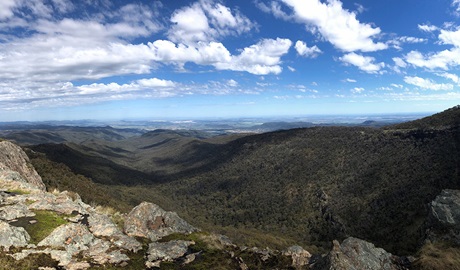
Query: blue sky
xmin=0 ymin=0 xmax=460 ymax=121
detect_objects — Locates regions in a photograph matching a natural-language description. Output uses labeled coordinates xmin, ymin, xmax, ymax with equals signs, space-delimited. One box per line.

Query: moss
xmin=6 ymin=189 xmax=31 ymax=195
xmin=19 ymin=210 xmax=68 ymax=244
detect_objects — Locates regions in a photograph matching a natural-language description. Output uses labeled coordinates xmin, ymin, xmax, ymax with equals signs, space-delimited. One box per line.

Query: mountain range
xmin=1 ymin=106 xmax=459 ymax=269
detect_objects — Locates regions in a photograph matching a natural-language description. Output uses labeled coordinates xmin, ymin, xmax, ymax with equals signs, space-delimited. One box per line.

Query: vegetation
xmin=0 ymin=252 xmax=58 ymax=269
xmin=23 ymin=106 xmax=460 ymax=256
xmin=10 ymin=210 xmax=69 ymax=244
xmin=413 ymin=242 xmax=460 ymax=270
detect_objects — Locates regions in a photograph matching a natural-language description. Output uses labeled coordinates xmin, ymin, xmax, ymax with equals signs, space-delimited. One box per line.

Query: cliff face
xmin=0 ymin=141 xmax=45 ymax=191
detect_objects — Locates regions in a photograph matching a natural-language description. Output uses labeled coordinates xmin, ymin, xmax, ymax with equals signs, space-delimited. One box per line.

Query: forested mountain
xmin=23 ymin=106 xmax=460 ymax=256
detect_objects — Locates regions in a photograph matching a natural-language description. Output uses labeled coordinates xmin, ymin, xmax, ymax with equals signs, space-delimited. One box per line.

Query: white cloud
xmin=418 ymin=24 xmax=438 ymax=32
xmin=405 ymin=49 xmax=460 ymax=70
xmin=351 ymin=87 xmax=364 ymax=93
xmin=213 ymin=38 xmax=292 ymax=75
xmin=393 ymin=57 xmax=407 ymax=68
xmin=340 ymin=52 xmax=385 ymax=73
xmin=345 ymin=78 xmax=357 ymax=83
xmin=453 ymin=0 xmax=460 ymax=14
xmin=287 ymin=66 xmax=296 ymax=72
xmin=404 ymin=76 xmax=454 ymax=90
xmin=278 ymin=0 xmax=387 ymax=52
xmin=137 ymin=78 xmax=176 ymax=87
xmin=439 ymin=28 xmax=460 ymax=47
xmin=294 ymin=40 xmax=322 ymax=58
xmin=168 ymin=0 xmax=255 ymax=44
xmin=437 ymin=72 xmax=460 ymax=84
xmin=391 ymin=83 xmax=404 ymax=89
xmin=0 ymin=0 xmax=20 ymax=19
xmin=226 ymin=79 xmax=238 ymax=87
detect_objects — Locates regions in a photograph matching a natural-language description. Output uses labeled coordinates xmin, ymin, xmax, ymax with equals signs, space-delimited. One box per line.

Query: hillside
xmin=20 ymin=106 xmax=460 ymax=258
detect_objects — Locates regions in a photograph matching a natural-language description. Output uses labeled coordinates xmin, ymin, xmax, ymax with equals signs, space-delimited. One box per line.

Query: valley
xmin=1 ymin=108 xmax=459 ymax=260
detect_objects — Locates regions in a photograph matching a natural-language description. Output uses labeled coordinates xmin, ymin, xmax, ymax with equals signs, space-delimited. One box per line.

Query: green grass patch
xmin=6 ymin=189 xmax=31 ymax=195
xmin=17 ymin=210 xmax=68 ymax=244
xmin=0 ymin=251 xmax=58 ymax=269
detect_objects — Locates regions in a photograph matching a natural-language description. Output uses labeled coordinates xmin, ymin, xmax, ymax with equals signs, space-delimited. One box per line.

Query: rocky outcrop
xmin=0 ymin=141 xmax=45 ymax=191
xmin=313 ymin=237 xmax=408 ymax=270
xmin=124 ymin=201 xmax=197 ymax=241
xmin=0 ymin=220 xmax=30 ymax=250
xmin=145 ymin=240 xmax=194 ymax=268
xmin=283 ymin=245 xmax=311 ymax=269
xmin=425 ymin=189 xmax=460 ymax=245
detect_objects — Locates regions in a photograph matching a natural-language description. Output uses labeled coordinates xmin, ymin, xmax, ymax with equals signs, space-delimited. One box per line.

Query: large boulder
xmin=145 ymin=240 xmax=194 ymax=268
xmin=0 ymin=141 xmax=45 ymax=191
xmin=124 ymin=202 xmax=197 ymax=241
xmin=426 ymin=189 xmax=460 ymax=244
xmin=282 ymin=245 xmax=311 ymax=269
xmin=313 ymin=237 xmax=407 ymax=270
xmin=0 ymin=220 xmax=30 ymax=250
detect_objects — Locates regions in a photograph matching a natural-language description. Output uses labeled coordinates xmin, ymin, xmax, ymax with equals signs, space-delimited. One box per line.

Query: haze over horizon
xmin=1 ymin=0 xmax=460 ymax=121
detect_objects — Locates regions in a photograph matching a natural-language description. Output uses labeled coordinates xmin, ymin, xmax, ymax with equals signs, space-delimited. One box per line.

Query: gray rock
xmin=85 ymin=238 xmax=130 ymax=265
xmin=28 ymin=191 xmax=88 ymax=215
xmin=430 ymin=189 xmax=460 ymax=227
xmin=124 ymin=202 xmax=197 ymax=241
xmin=426 ymin=189 xmax=460 ymax=245
xmin=145 ymin=240 xmax=194 ymax=268
xmin=38 ymin=223 xmax=95 ymax=254
xmin=0 ymin=220 xmax=30 ymax=250
xmin=282 ymin=245 xmax=311 ymax=269
xmin=88 ymin=212 xmax=142 ymax=252
xmin=0 ymin=202 xmax=35 ymax=221
xmin=0 ymin=141 xmax=46 ymax=191
xmin=313 ymin=237 xmax=406 ymax=270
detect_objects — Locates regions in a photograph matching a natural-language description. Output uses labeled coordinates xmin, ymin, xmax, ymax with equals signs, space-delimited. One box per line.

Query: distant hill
xmin=389 ymin=105 xmax=460 ymax=130
xmin=24 ymin=106 xmax=460 ymax=256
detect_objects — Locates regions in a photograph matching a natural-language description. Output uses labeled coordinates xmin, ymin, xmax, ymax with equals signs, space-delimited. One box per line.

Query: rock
xmin=145 ymin=240 xmax=194 ymax=268
xmin=88 ymin=212 xmax=142 ymax=252
xmin=429 ymin=189 xmax=460 ymax=227
xmin=124 ymin=202 xmax=197 ymax=241
xmin=0 ymin=141 xmax=46 ymax=191
xmin=28 ymin=191 xmax=89 ymax=215
xmin=38 ymin=223 xmax=95 ymax=257
xmin=0 ymin=220 xmax=30 ymax=250
xmin=426 ymin=189 xmax=460 ymax=245
xmin=313 ymin=237 xmax=407 ymax=270
xmin=0 ymin=202 xmax=35 ymax=221
xmin=282 ymin=245 xmax=311 ymax=269
xmin=84 ymin=238 xmax=130 ymax=265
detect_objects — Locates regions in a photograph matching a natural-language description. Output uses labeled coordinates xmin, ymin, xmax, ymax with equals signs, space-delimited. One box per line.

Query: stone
xmin=0 ymin=220 xmax=30 ymax=250
xmin=0 ymin=141 xmax=46 ymax=191
xmin=426 ymin=189 xmax=460 ymax=245
xmin=38 ymin=223 xmax=95 ymax=255
xmin=88 ymin=212 xmax=142 ymax=252
xmin=28 ymin=191 xmax=88 ymax=215
xmin=282 ymin=245 xmax=311 ymax=269
xmin=430 ymin=189 xmax=460 ymax=227
xmin=313 ymin=237 xmax=407 ymax=270
xmin=0 ymin=202 xmax=35 ymax=221
xmin=124 ymin=202 xmax=197 ymax=241
xmin=145 ymin=240 xmax=194 ymax=268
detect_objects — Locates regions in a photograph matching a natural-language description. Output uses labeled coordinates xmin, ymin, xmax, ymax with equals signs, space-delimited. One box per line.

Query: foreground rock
xmin=146 ymin=240 xmax=194 ymax=268
xmin=426 ymin=189 xmax=460 ymax=245
xmin=313 ymin=237 xmax=408 ymax=270
xmin=124 ymin=201 xmax=197 ymax=241
xmin=0 ymin=220 xmax=30 ymax=250
xmin=0 ymin=141 xmax=45 ymax=191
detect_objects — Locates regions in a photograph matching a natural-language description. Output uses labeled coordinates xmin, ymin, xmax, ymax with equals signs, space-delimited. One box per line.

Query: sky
xmin=0 ymin=0 xmax=460 ymax=121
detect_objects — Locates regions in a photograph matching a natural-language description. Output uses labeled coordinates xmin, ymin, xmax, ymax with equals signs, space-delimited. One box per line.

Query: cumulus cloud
xmin=340 ymin=53 xmax=385 ymax=73
xmin=437 ymin=72 xmax=460 ymax=84
xmin=405 ymin=27 xmax=460 ymax=69
xmin=0 ymin=0 xmax=20 ymax=19
xmin=345 ymin=78 xmax=357 ymax=83
xmin=453 ymin=0 xmax=460 ymax=14
xmin=277 ymin=0 xmax=387 ymax=52
xmin=168 ymin=0 xmax=255 ymax=44
xmin=404 ymin=76 xmax=454 ymax=90
xmin=294 ymin=40 xmax=322 ymax=58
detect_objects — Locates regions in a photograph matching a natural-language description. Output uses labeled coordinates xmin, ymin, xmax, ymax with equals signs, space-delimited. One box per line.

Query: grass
xmin=13 ymin=210 xmax=69 ymax=244
xmin=413 ymin=242 xmax=460 ymax=270
xmin=6 ymin=189 xmax=31 ymax=195
xmin=0 ymin=252 xmax=58 ymax=269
